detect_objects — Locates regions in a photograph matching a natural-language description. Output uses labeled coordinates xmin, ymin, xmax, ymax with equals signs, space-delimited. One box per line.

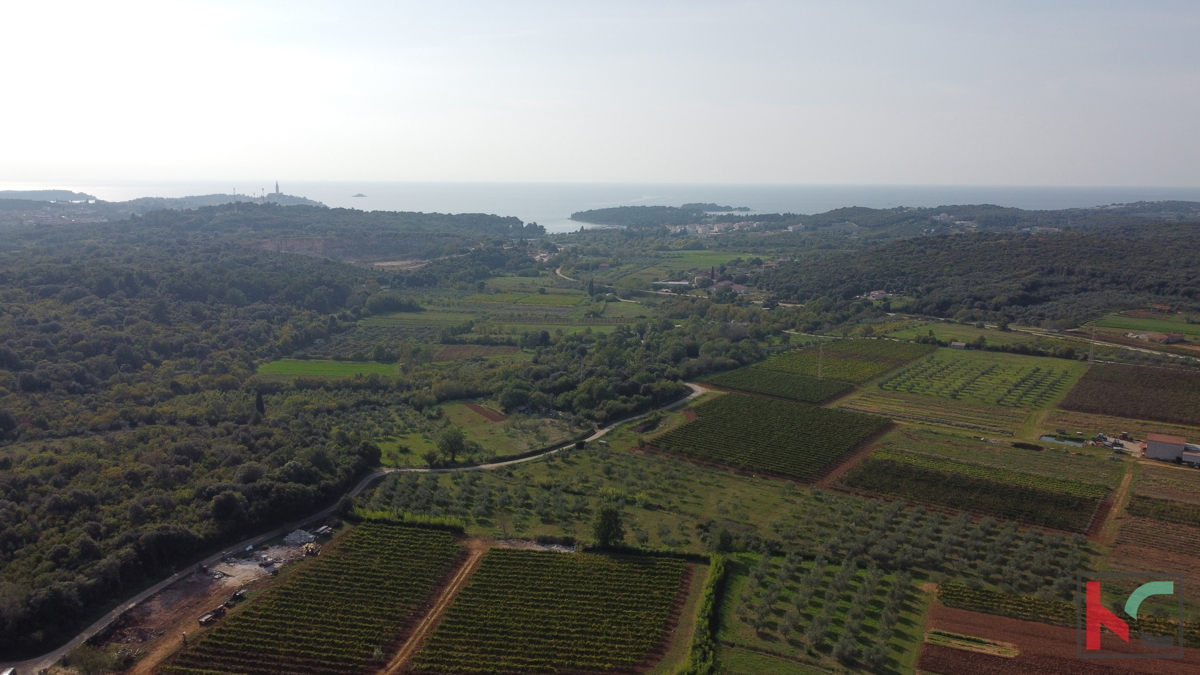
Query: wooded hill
xmin=756 ymin=221 xmax=1200 ymax=326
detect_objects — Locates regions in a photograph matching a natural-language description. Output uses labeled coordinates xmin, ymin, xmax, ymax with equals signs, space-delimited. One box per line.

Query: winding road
xmin=0 ymin=383 xmax=707 ymax=674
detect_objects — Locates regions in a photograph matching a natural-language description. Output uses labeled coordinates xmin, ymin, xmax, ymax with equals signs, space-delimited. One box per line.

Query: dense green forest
xmin=755 ymin=222 xmax=1200 ymax=326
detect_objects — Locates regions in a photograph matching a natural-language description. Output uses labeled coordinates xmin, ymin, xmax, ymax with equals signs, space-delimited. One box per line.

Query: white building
xmin=1145 ymin=433 xmax=1187 ymax=461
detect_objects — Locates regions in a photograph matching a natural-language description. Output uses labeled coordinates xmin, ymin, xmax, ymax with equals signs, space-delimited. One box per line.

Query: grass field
xmin=1038 ymin=409 xmax=1200 ymax=444
xmin=162 ymin=523 xmax=462 ymax=675
xmin=885 ymin=323 xmax=1042 ymax=347
xmin=257 ymin=359 xmax=399 ymax=377
xmin=441 ymin=402 xmax=578 ymax=458
xmin=878 ymin=349 xmax=1085 ymax=409
xmin=411 ymin=549 xmax=687 ymax=674
xmin=872 ymin=427 xmax=1125 ymax=488
xmin=1092 ymin=312 xmax=1200 ymax=338
xmin=870 ymin=447 xmax=1110 ymax=498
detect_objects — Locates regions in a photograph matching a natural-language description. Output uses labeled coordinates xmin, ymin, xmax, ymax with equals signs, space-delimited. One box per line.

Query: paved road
xmin=0 ymin=383 xmax=706 ymax=674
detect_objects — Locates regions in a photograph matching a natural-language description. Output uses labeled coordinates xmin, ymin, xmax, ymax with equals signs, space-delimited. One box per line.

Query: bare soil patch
xmin=925 ymin=605 xmax=1200 ymax=674
xmin=464 ymin=402 xmax=506 ymax=422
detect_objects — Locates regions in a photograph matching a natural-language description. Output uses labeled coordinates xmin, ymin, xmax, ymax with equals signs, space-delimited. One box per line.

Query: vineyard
xmin=705 ymin=368 xmax=852 ymax=403
xmin=938 ymin=584 xmax=1074 ymax=626
xmin=160 ymin=524 xmax=462 ymax=675
xmin=1134 ymin=464 xmax=1200 ymax=505
xmin=938 ymin=584 xmax=1200 ymax=648
xmin=839 ymin=459 xmax=1101 ymax=532
xmin=1116 ymin=516 xmax=1200 ymax=558
xmin=410 ymin=549 xmax=686 ymax=674
xmin=754 ymin=340 xmax=933 ymax=385
xmin=1126 ymin=494 xmax=1200 ymax=527
xmin=650 ymin=394 xmax=891 ymax=481
xmin=877 ymin=350 xmax=1084 ymax=409
xmin=1058 ymin=363 xmax=1200 ymax=426
xmin=870 ymin=448 xmax=1111 ymax=499
xmin=841 ymin=390 xmax=1030 ymax=435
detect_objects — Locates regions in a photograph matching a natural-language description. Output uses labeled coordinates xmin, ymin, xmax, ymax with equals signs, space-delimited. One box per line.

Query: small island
xmin=352 ymin=193 xmax=367 ymax=198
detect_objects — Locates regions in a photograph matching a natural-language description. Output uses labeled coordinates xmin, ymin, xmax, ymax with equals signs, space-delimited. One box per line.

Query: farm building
xmin=949 ymin=341 xmax=967 ymax=350
xmin=652 ymin=281 xmax=691 ymax=289
xmin=1145 ymin=433 xmax=1188 ymax=461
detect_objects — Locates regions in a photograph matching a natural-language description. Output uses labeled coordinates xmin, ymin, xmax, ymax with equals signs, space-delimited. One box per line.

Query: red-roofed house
xmin=1146 ymin=433 xmax=1188 ymax=461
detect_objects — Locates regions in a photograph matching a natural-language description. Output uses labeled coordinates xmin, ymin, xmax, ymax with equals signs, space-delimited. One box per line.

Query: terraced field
xmin=161 ymin=524 xmax=462 ymax=675
xmin=411 ymin=549 xmax=686 ymax=674
xmin=841 ymin=390 xmax=1030 ymax=435
xmin=877 ymin=350 xmax=1084 ymax=409
xmin=650 ymin=394 xmax=891 ymax=481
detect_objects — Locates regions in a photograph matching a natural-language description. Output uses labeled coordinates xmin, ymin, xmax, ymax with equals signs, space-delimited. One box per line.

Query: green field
xmin=651 ymin=394 xmax=891 ymax=481
xmin=363 ymin=311 xmax=474 ymax=327
xmin=412 ymin=549 xmax=686 ymax=674
xmin=840 ymin=390 xmax=1031 ymax=435
xmin=873 ymin=427 xmax=1125 ymax=488
xmin=162 ymin=523 xmax=461 ymax=675
xmin=257 ymin=359 xmax=399 ymax=377
xmin=840 ymin=458 xmax=1101 ymax=532
xmin=885 ymin=322 xmax=1042 ymax=346
xmin=754 ymin=340 xmax=934 ymax=385
xmin=720 ymin=553 xmax=924 ymax=674
xmin=1092 ymin=312 xmax=1200 ymax=338
xmin=705 ymin=369 xmax=852 ymax=403
xmin=871 ymin=447 xmax=1110 ymax=498
xmin=877 ymin=349 xmax=1085 ymax=409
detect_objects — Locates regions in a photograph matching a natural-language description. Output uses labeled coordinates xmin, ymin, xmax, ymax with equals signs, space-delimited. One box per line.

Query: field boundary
xmin=464 ymin=402 xmax=506 ymax=422
xmin=701 ymin=380 xmax=858 ymax=406
xmin=815 ymin=436 xmax=889 ymax=489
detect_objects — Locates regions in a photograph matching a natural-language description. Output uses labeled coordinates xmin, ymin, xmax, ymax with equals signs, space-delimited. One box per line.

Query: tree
xmin=437 ymin=426 xmax=467 ymax=463
xmin=593 ymin=505 xmax=625 ymax=548
xmin=587 ymin=279 xmax=595 ymax=296
xmin=422 ymin=449 xmax=442 ymax=468
xmin=255 ymin=391 xmax=266 ymax=415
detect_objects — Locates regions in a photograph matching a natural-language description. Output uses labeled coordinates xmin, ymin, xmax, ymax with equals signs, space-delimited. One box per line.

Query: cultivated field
xmin=839 ymin=458 xmax=1102 ymax=532
xmin=256 ymin=359 xmax=399 ymax=378
xmin=1092 ymin=311 xmax=1200 ymax=339
xmin=410 ymin=549 xmax=687 ymax=674
xmin=871 ymin=447 xmax=1110 ymax=499
xmin=756 ymin=340 xmax=935 ymax=385
xmin=721 ymin=553 xmax=921 ymax=673
xmin=1058 ymin=363 xmax=1200 ymax=426
xmin=650 ymin=394 xmax=891 ymax=481
xmin=877 ymin=350 xmax=1084 ymax=409
xmin=870 ymin=427 xmax=1125 ymax=488
xmin=704 ymin=368 xmax=852 ymax=403
xmin=161 ymin=523 xmax=462 ymax=675
xmin=1135 ymin=464 xmax=1200 ymax=505
xmin=840 ymin=390 xmax=1030 ymax=434
xmin=1038 ymin=408 xmax=1200 ymax=444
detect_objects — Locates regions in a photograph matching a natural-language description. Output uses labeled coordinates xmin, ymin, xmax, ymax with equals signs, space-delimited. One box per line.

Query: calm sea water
xmin=4 ymin=180 xmax=1200 ymax=233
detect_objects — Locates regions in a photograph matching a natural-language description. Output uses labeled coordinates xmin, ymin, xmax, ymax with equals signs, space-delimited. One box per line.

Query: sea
xmin=4 ymin=180 xmax=1200 ymax=234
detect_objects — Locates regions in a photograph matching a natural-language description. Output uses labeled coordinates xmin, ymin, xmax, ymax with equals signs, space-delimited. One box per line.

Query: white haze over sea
xmin=5 ymin=181 xmax=1200 ymax=234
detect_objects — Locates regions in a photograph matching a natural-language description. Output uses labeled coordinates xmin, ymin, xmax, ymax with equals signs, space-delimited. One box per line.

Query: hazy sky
xmin=5 ymin=1 xmax=1199 ymax=186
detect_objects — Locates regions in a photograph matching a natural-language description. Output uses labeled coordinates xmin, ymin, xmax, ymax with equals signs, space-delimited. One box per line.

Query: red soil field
xmin=464 ymin=402 xmax=506 ymax=422
xmin=924 ymin=605 xmax=1200 ymax=675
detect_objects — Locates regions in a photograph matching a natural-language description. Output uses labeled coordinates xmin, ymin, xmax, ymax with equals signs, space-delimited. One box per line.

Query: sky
xmin=4 ymin=1 xmax=1200 ymax=186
